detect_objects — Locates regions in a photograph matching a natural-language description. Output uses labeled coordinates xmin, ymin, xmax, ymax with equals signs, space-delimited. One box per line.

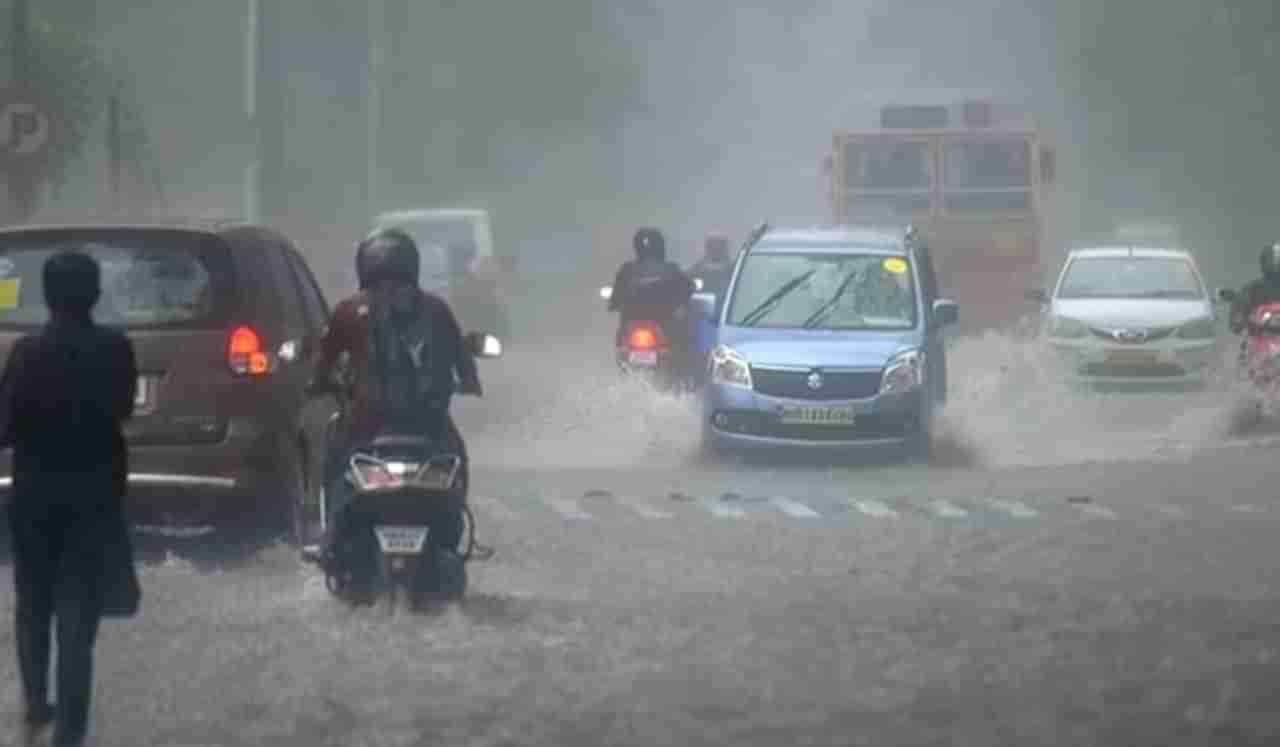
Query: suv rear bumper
xmin=0 ymin=415 xmax=295 ymax=528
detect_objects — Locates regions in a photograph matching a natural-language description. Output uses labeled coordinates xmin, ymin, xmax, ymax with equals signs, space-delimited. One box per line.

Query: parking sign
xmin=0 ymin=90 xmax=52 ymax=164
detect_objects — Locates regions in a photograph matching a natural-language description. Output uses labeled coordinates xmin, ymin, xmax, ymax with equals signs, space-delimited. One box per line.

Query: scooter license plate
xmin=374 ymin=525 xmax=428 ymax=555
xmin=628 ymin=350 xmax=659 ymax=366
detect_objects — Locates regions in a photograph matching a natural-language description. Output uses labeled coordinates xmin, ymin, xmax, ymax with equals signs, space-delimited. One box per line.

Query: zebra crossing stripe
xmin=773 ymin=498 xmax=821 ymax=518
xmin=1076 ymin=503 xmax=1118 ymax=519
xmin=929 ymin=500 xmax=968 ymax=518
xmin=986 ymin=499 xmax=1037 ymax=519
xmin=627 ymin=503 xmax=675 ymax=520
xmin=470 ymin=495 xmax=520 ymax=521
xmin=546 ymin=498 xmax=594 ymax=521
xmin=1232 ymin=504 xmax=1265 ymax=514
xmin=707 ymin=501 xmax=747 ymax=519
xmin=853 ymin=500 xmax=899 ymax=519
xmin=1152 ymin=504 xmax=1187 ymax=519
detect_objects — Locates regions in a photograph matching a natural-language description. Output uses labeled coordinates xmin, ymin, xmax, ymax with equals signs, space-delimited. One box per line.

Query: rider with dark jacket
xmin=688 ymin=233 xmax=735 ymax=299
xmin=609 ymin=227 xmax=695 ymax=350
xmin=1230 ymin=242 xmax=1280 ymax=334
xmin=310 ymin=229 xmax=482 ymax=584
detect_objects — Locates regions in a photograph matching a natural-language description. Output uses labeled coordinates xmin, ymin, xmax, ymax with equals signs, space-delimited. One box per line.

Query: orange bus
xmin=825 ymin=100 xmax=1056 ymax=330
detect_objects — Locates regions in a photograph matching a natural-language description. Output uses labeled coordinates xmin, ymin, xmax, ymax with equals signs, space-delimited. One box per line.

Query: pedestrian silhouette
xmin=0 ymin=250 xmax=140 ymax=747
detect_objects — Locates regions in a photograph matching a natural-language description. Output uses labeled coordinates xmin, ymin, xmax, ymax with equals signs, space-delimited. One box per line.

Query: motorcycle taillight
xmin=352 ymin=463 xmax=401 ymax=490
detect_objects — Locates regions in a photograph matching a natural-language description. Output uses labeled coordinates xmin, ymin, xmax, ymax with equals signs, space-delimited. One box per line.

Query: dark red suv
xmin=0 ymin=221 xmax=338 ymax=535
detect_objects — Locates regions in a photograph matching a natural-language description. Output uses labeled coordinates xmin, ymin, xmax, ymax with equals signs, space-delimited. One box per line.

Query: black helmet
xmin=633 ymin=227 xmax=666 ymax=261
xmin=356 ymin=228 xmax=419 ymax=291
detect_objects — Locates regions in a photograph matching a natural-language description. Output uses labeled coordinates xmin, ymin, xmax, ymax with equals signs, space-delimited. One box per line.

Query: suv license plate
xmin=779 ymin=406 xmax=856 ymax=426
xmin=374 ymin=525 xmax=428 ymax=555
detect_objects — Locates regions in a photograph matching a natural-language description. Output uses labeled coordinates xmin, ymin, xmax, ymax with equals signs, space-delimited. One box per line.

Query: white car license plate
xmin=374 ymin=525 xmax=428 ymax=555
xmin=779 ymin=405 xmax=856 ymax=426
xmin=628 ymin=350 xmax=659 ymax=367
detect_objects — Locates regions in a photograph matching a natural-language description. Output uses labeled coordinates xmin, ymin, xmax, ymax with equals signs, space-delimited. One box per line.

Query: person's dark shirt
xmin=689 ymin=257 xmax=734 ymax=298
xmin=0 ymin=318 xmax=137 ymax=495
xmin=609 ymin=259 xmax=695 ymax=327
xmin=1231 ymin=277 xmax=1280 ymax=332
xmin=313 ymin=287 xmax=480 ymax=442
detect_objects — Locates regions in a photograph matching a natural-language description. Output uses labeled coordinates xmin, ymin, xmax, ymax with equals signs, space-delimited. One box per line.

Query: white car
xmin=1029 ymin=246 xmax=1226 ymax=387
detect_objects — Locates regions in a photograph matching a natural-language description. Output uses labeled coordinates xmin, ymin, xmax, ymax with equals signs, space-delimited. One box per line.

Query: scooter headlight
xmin=880 ymin=349 xmax=925 ymax=395
xmin=710 ymin=345 xmax=752 ymax=389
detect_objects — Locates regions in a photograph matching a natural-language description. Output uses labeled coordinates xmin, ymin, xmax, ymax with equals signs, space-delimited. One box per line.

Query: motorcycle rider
xmin=309 ymin=228 xmax=482 ymax=596
xmin=608 ymin=227 xmax=696 ymax=378
xmin=1229 ymin=242 xmax=1280 ymax=334
xmin=688 ymin=232 xmax=735 ymax=299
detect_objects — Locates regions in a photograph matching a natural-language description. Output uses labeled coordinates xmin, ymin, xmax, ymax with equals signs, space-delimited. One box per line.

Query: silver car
xmin=1029 ymin=246 xmax=1226 ymax=387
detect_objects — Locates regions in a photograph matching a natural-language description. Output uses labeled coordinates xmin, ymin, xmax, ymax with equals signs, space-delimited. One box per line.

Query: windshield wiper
xmin=738 ymin=270 xmax=815 ymax=327
xmin=802 ymin=268 xmax=863 ymax=328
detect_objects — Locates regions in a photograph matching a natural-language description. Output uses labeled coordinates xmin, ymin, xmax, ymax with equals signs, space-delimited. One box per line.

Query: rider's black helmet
xmin=634 ymin=227 xmax=666 ymax=261
xmin=356 ymin=228 xmax=420 ymax=290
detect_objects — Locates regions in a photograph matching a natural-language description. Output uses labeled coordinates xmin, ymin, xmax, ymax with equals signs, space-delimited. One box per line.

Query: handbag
xmin=98 ymin=514 xmax=141 ymax=618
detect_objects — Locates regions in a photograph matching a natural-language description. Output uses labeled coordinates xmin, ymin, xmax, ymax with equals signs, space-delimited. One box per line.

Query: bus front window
xmin=942 ymin=138 xmax=1033 ymax=214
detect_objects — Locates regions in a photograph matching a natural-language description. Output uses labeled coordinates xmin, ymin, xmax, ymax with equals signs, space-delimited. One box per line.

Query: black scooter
xmin=302 ymin=331 xmax=502 ymax=613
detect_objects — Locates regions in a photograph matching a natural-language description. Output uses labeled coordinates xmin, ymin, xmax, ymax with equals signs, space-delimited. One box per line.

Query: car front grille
xmin=751 ymin=368 xmax=882 ymax=400
xmin=1087 ymin=326 xmax=1177 ymax=344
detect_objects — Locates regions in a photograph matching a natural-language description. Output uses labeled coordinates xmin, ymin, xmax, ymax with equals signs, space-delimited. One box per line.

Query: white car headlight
xmin=880 ymin=349 xmax=924 ymax=395
xmin=1047 ymin=316 xmax=1088 ymax=339
xmin=1176 ymin=317 xmax=1216 ymax=340
xmin=710 ymin=345 xmax=752 ymax=389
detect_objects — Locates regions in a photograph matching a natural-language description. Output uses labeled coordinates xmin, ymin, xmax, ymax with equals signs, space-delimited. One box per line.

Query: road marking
xmin=986 ymin=499 xmax=1037 ymax=519
xmin=1075 ymin=503 xmax=1118 ymax=519
xmin=853 ymin=500 xmax=899 ymax=519
xmin=545 ymin=498 xmax=594 ymax=521
xmin=773 ymin=498 xmax=821 ymax=518
xmin=1232 ymin=504 xmax=1265 ymax=514
xmin=469 ymin=495 xmax=520 ymax=521
xmin=707 ymin=501 xmax=747 ymax=519
xmin=1152 ymin=504 xmax=1187 ymax=519
xmin=625 ymin=502 xmax=674 ymax=520
xmin=929 ymin=500 xmax=968 ymax=518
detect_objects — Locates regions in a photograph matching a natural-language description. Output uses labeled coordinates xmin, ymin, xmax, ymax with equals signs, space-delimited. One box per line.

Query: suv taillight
xmin=228 ymin=325 xmax=273 ymax=375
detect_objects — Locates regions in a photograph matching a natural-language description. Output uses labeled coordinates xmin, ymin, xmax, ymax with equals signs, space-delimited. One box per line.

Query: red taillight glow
xmin=628 ymin=327 xmax=658 ymax=350
xmin=228 ymin=325 xmax=271 ymax=375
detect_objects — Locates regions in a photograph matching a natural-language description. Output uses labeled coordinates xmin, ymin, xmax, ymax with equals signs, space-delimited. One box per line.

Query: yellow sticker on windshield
xmin=0 ymin=278 xmax=21 ymax=309
xmin=882 ymin=257 xmax=908 ymax=274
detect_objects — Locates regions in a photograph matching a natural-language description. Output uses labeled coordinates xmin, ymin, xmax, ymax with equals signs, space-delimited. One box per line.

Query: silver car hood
xmin=1050 ymin=298 xmax=1212 ymax=328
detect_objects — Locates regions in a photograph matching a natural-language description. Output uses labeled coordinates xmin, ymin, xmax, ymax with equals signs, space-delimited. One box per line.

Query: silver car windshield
xmin=1057 ymin=257 xmax=1204 ymax=300
xmin=726 ymin=252 xmax=917 ymax=330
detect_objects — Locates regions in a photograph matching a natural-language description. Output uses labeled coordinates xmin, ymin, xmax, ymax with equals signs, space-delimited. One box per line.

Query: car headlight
xmin=1047 ymin=316 xmax=1088 ymax=339
xmin=1177 ymin=317 xmax=1216 ymax=340
xmin=710 ymin=345 xmax=752 ymax=389
xmin=879 ymin=349 xmax=924 ymax=395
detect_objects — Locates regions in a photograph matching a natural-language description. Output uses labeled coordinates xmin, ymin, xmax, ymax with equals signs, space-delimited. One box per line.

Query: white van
xmin=371 ymin=208 xmax=496 ymax=292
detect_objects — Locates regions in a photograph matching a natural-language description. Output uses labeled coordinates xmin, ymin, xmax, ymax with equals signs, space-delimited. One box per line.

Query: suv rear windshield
xmin=0 ymin=229 xmax=238 ymax=330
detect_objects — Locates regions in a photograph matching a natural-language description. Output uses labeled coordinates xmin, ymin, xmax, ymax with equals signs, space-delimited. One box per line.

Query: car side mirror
xmin=932 ymin=299 xmax=959 ymax=327
xmin=1025 ymin=288 xmax=1048 ymax=304
xmin=600 ymin=285 xmax=613 ymax=301
xmin=690 ymin=292 xmax=718 ymax=325
xmin=465 ymin=331 xmax=503 ymax=358
xmin=1216 ymin=287 xmax=1237 ymax=304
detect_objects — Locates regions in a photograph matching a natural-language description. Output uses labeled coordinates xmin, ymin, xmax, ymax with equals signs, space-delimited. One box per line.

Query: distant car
xmin=0 ymin=221 xmax=337 ymax=538
xmin=371 ymin=208 xmax=499 ymax=293
xmin=697 ymin=225 xmax=958 ymax=458
xmin=1029 ymin=246 xmax=1226 ymax=387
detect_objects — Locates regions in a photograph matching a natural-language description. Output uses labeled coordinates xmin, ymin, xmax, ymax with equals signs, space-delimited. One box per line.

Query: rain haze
xmin=0 ymin=1 xmax=1279 ymax=745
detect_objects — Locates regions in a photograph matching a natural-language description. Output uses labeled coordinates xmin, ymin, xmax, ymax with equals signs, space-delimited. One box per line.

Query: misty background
xmin=4 ymin=0 xmax=1276 ymax=294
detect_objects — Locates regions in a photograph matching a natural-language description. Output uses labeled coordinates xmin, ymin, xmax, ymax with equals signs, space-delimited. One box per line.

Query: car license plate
xmin=779 ymin=405 xmax=856 ymax=426
xmin=1104 ymin=349 xmax=1159 ymax=366
xmin=374 ymin=525 xmax=428 ymax=555
xmin=628 ymin=350 xmax=659 ymax=367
